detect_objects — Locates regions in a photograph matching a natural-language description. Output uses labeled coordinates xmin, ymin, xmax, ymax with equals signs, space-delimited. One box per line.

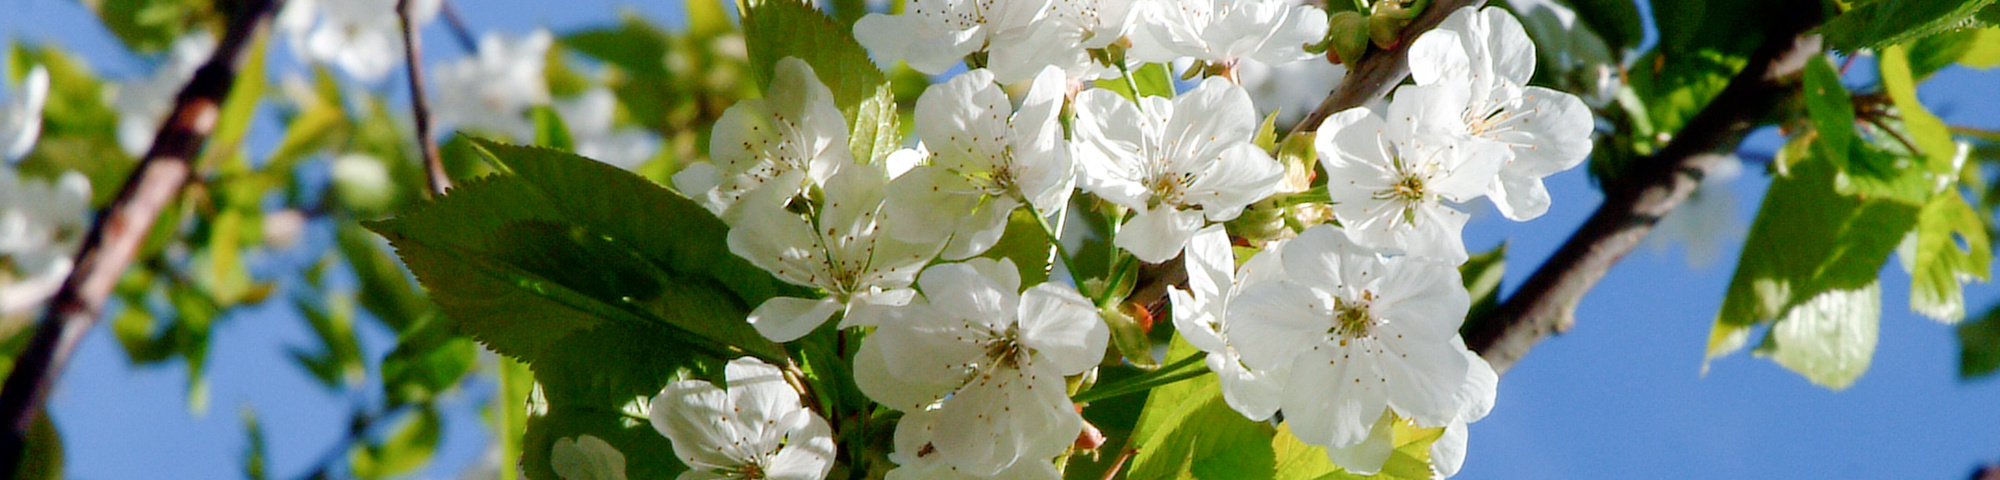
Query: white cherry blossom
xmin=990 ymin=0 xmax=1142 ymax=81
xmin=884 ymin=411 xmax=1064 ymax=480
xmin=556 ymin=87 xmax=661 ymax=171
xmin=728 ymin=162 xmax=941 ymax=342
xmin=674 ymin=57 xmax=852 ymax=217
xmin=1319 ymin=338 xmax=1496 ymax=476
xmin=1314 ymin=97 xmax=1505 ymax=264
xmin=1407 ymin=6 xmax=1593 ymax=221
xmin=1072 ymin=77 xmax=1284 ymax=263
xmin=1226 ymin=226 xmax=1472 ymax=454
xmin=0 ymin=169 xmax=90 ymax=315
xmin=854 ymin=0 xmax=1051 ymax=79
xmin=117 ymin=34 xmax=216 ymax=156
xmin=277 ymin=0 xmax=440 ymax=82
xmin=650 ymin=357 xmax=836 ymax=480
xmin=886 ymin=67 xmax=1071 ymax=260
xmin=855 ymin=258 xmax=1106 ymax=476
xmin=1 ymin=66 xmax=49 ymax=161
xmin=1237 ymin=59 xmax=1345 ymax=127
xmin=433 ymin=29 xmax=552 ymax=141
xmin=1167 ymin=225 xmax=1285 ymax=420
xmin=1128 ymin=0 xmax=1330 ymax=67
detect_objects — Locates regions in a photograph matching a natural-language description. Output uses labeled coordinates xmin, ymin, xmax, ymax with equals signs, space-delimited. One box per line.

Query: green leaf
xmin=1801 ymin=55 xmax=1855 ymax=165
xmin=523 ymin=401 xmax=685 ymax=480
xmin=1561 ymin=0 xmax=1644 ymax=52
xmin=983 ymin=208 xmax=1057 ymax=287
xmin=10 ymin=43 xmax=134 ymax=205
xmin=738 ymin=0 xmax=887 ymax=112
xmin=1956 ymin=303 xmax=2000 ymax=379
xmin=265 ymin=67 xmax=348 ymax=175
xmin=380 ymin=313 xmax=478 ymax=407
xmin=532 ymin=105 xmax=576 ymax=151
xmin=1093 ymin=63 xmax=1176 ymax=101
xmin=1910 ymin=193 xmax=1993 ymax=322
xmin=1126 ymin=338 xmax=1269 ymax=480
xmin=1751 ymin=282 xmax=1881 ymax=390
xmin=349 ymin=408 xmax=442 ymax=479
xmin=1460 ymin=243 xmax=1506 ymax=329
xmin=87 ymin=0 xmax=221 ymax=54
xmin=1959 ymin=27 xmax=2000 ymax=68
xmin=364 ymin=138 xmax=795 ymax=367
xmin=849 ymin=84 xmax=902 ymax=165
xmin=291 ymin=294 xmax=365 ymax=389
xmin=241 ymin=407 xmax=268 ymax=480
xmin=1708 ymin=159 xmax=1916 ymax=366
xmin=499 ymin=358 xmax=534 ymax=480
xmin=1819 ymin=0 xmax=1998 ymax=53
xmin=1880 ymin=45 xmax=1959 ymax=174
xmin=336 ymin=223 xmax=429 ymax=332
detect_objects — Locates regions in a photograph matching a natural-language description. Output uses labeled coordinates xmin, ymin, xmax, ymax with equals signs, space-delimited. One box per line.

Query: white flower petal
xmin=1017 ymin=283 xmax=1107 ymax=375
xmin=747 ymin=296 xmax=845 ymax=342
xmin=1115 ymin=206 xmax=1206 ymax=263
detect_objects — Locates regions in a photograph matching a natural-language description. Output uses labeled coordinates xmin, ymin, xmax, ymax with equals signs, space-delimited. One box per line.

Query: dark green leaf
xmin=88 ymin=0 xmax=221 ymax=53
xmin=738 ymin=0 xmax=887 ymax=112
xmin=1561 ymin=0 xmax=1644 ymax=52
xmin=532 ymin=105 xmax=576 ymax=152
xmin=380 ymin=314 xmax=478 ymax=407
xmin=1957 ymin=303 xmax=2000 ymax=379
xmin=1708 ymin=159 xmax=1915 ymax=367
xmin=1802 ymin=55 xmax=1855 ymax=164
xmin=1819 ymin=0 xmax=1997 ymax=53
xmin=364 ymin=138 xmax=792 ymax=366
xmin=523 ymin=402 xmax=685 ymax=480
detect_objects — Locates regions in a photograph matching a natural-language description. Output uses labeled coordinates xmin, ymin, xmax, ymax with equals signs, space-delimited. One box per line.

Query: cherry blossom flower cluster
xmin=637 ymin=3 xmax=1592 ymax=480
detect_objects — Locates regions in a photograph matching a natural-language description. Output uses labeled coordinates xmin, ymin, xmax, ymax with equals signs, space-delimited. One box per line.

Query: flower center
xmin=727 ymin=462 xmax=766 ymax=480
xmin=1147 ymin=171 xmax=1196 ymax=208
xmin=1326 ymin=291 xmax=1377 ymax=345
xmin=1373 ymin=171 xmax=1428 ymax=226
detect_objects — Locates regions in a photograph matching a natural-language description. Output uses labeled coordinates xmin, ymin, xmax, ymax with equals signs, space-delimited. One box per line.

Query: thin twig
xmin=1463 ymin=10 xmax=1827 ymax=375
xmin=0 ymin=0 xmax=286 ymax=471
xmin=438 ymin=0 xmax=482 ymax=54
xmin=400 ymin=0 xmax=451 ymax=197
xmin=1287 ymin=0 xmax=1484 ymax=137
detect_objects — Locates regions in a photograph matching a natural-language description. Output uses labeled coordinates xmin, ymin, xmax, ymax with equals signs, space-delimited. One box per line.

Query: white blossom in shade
xmin=853 ymin=0 xmax=1051 ymax=78
xmin=728 ymin=162 xmax=941 ymax=342
xmin=1072 ymin=77 xmax=1284 ymax=263
xmin=551 ymin=435 xmax=629 ymax=480
xmin=276 ymin=0 xmax=440 ymax=82
xmin=1127 ymin=0 xmax=1330 ymax=67
xmin=1 ymin=66 xmax=49 ymax=162
xmin=1314 ymin=98 xmax=1505 ymax=264
xmin=883 ymin=411 xmax=1063 ymax=480
xmin=0 ymin=169 xmax=90 ymax=315
xmin=854 ymin=258 xmax=1106 ymax=476
xmin=988 ymin=0 xmax=1142 ymax=81
xmin=674 ymin=58 xmax=852 ymax=217
xmin=433 ymin=29 xmax=552 ymax=141
xmin=1319 ymin=337 xmax=1496 ymax=476
xmin=1226 ymin=226 xmax=1472 ymax=455
xmin=650 ymin=358 xmax=836 ymax=480
xmin=886 ymin=67 xmax=1071 ymax=260
xmin=1236 ymin=59 xmax=1345 ymax=127
xmin=116 ymin=34 xmax=216 ymax=156
xmin=1166 ymin=225 xmax=1286 ymax=420
xmin=556 ymin=87 xmax=661 ymax=171
xmin=1429 ymin=338 xmax=1497 ymax=478
xmin=1406 ymin=6 xmax=1594 ymax=222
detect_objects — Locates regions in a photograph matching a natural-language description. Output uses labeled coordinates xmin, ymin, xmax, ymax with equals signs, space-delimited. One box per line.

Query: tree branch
xmin=0 ymin=0 xmax=286 ymax=472
xmin=1463 ymin=14 xmax=1827 ymax=375
xmin=1287 ymin=0 xmax=1485 ymax=138
xmin=400 ymin=0 xmax=451 ymax=197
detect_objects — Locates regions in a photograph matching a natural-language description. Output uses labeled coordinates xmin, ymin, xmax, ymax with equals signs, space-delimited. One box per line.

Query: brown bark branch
xmin=0 ymin=0 xmax=286 ymax=472
xmin=1287 ymin=0 xmax=1485 ymax=138
xmin=1463 ymin=13 xmax=1828 ymax=375
xmin=401 ymin=0 xmax=452 ymax=197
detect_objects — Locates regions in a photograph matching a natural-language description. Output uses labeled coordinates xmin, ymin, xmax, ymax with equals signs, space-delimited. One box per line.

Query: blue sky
xmin=9 ymin=0 xmax=2000 ymax=479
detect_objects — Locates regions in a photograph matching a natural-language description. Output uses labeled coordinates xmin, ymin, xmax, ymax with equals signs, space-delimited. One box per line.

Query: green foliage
xmin=349 ymin=407 xmax=443 ymax=479
xmin=850 ymin=84 xmax=903 ymax=166
xmin=1461 ymin=243 xmax=1506 ymax=330
xmin=1751 ymin=282 xmax=1881 ymax=390
xmin=1910 ymin=193 xmax=1993 ymax=323
xmin=1958 ymin=304 xmax=2000 ymax=379
xmin=1880 ymin=46 xmax=1959 ymax=174
xmin=83 ymin=0 xmax=221 ymax=54
xmin=9 ymin=43 xmax=134 ymax=204
xmin=1093 ymin=63 xmax=1177 ymax=100
xmin=367 ymin=139 xmax=793 ymax=364
xmin=1124 ymin=338 xmax=1438 ymax=479
xmin=1708 ymin=159 xmax=1916 ymax=381
xmin=1819 ymin=0 xmax=1997 ymax=53
xmin=1561 ymin=0 xmax=1644 ymax=52
xmin=738 ymin=0 xmax=887 ymax=113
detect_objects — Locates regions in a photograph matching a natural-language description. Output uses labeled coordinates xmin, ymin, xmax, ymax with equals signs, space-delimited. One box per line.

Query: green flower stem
xmin=1073 ymin=354 xmax=1208 ymax=404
